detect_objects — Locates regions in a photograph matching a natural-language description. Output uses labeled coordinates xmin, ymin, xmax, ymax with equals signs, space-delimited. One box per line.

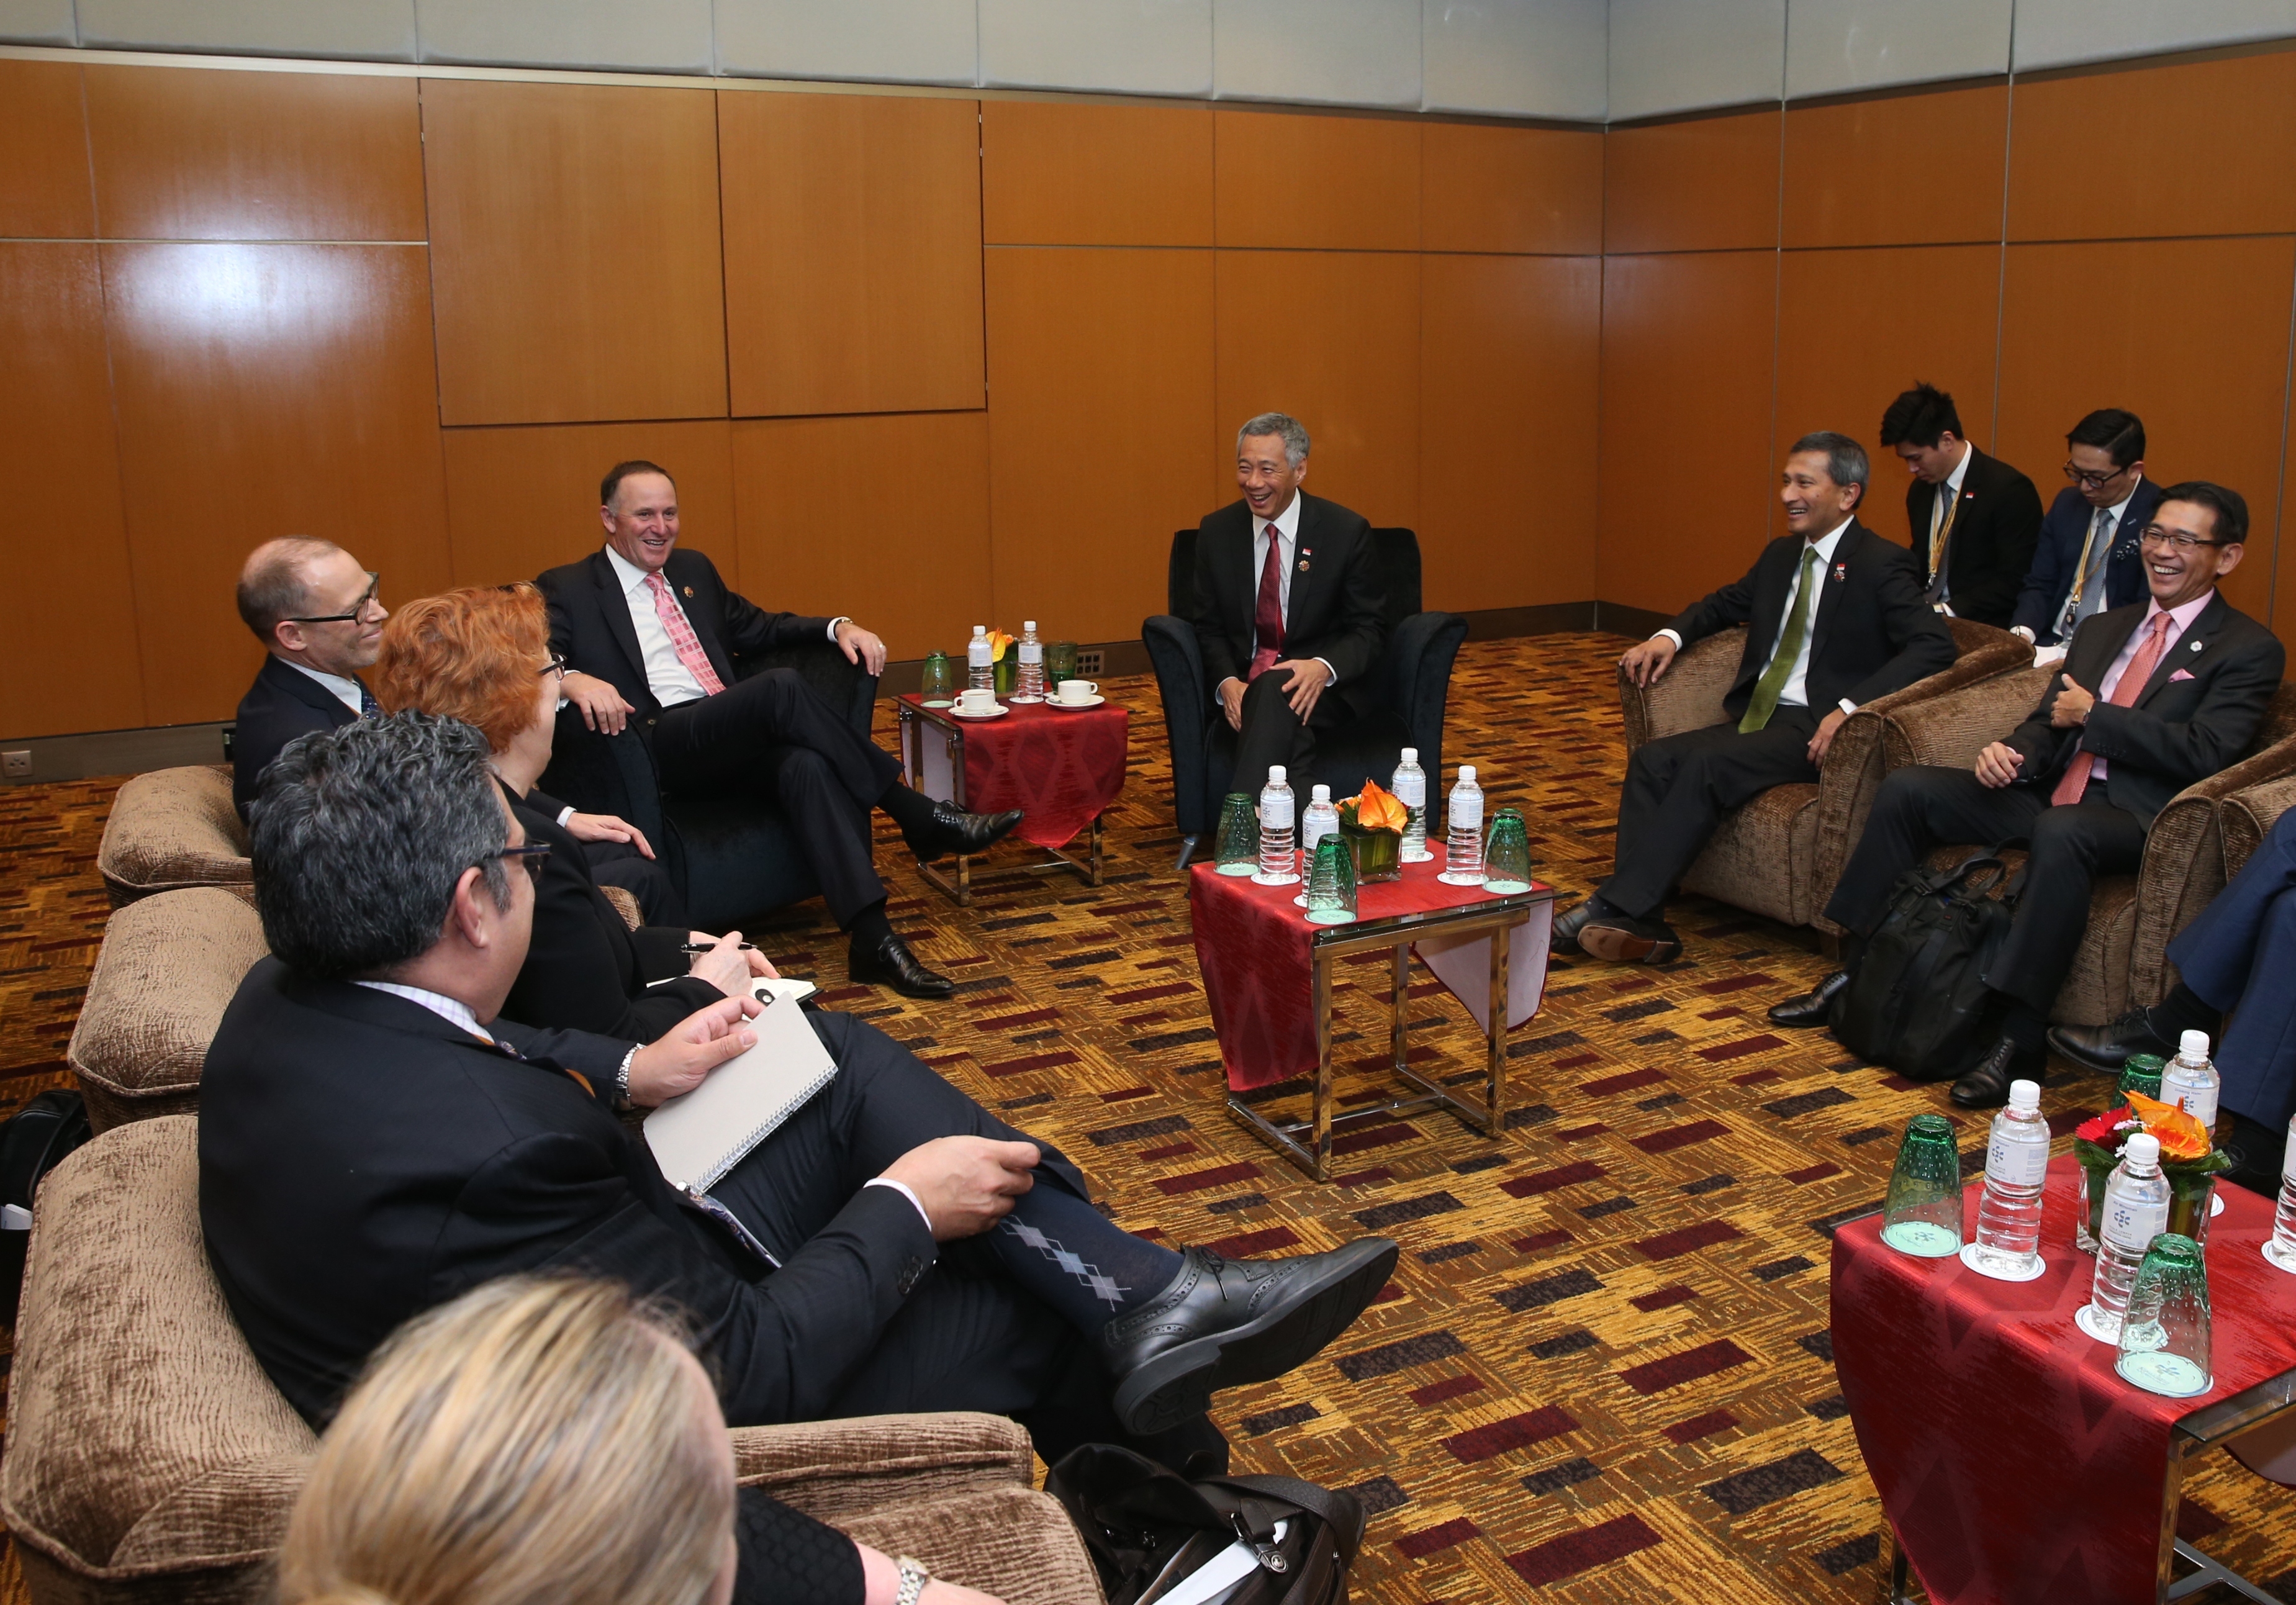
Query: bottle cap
xmin=2181 ymin=1029 xmax=2212 ymax=1058
xmin=1024 ymin=620 xmax=1036 ymax=631
xmin=2125 ymin=1133 xmax=2161 ymax=1166
xmin=1400 ymin=747 xmax=1417 ymax=763
xmin=1311 ymin=784 xmax=1330 ymax=801
xmin=2007 ymin=1079 xmax=2041 ymax=1112
xmin=971 ymin=624 xmax=985 ymax=635
xmin=1268 ymin=766 xmax=1286 ymax=784
xmin=1459 ymin=764 xmax=1476 ymax=781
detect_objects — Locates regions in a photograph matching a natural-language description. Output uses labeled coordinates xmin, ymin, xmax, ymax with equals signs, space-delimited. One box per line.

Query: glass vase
xmin=2166 ymin=1170 xmax=2218 ymax=1248
xmin=992 ymin=654 xmax=1016 ymax=696
xmin=1341 ymin=821 xmax=1403 ymax=884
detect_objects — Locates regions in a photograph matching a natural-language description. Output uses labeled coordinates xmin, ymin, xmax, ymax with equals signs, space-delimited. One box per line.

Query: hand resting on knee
xmin=879 ymin=1136 xmax=1041 ymax=1239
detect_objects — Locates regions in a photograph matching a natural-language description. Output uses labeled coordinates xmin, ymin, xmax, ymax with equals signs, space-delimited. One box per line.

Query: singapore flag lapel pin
xmin=1833 ymin=561 xmax=1848 ymax=584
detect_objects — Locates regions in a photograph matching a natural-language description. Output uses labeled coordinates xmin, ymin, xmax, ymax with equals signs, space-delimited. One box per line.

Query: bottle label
xmin=1018 ymin=642 xmax=1041 ymax=664
xmin=1450 ymin=795 xmax=1481 ymax=832
xmin=2102 ymin=1193 xmax=2169 ymax=1254
xmin=1261 ymin=793 xmax=1293 ymax=830
xmin=1391 ymin=771 xmax=1424 ymax=806
xmin=969 ymin=644 xmax=991 ymax=664
xmin=1986 ymin=1132 xmax=2048 ymax=1188
xmin=1301 ymin=816 xmax=1331 ymax=852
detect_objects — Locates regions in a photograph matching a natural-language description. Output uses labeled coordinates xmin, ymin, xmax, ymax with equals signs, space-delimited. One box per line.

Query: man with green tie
xmin=1553 ymin=433 xmax=1956 ymax=964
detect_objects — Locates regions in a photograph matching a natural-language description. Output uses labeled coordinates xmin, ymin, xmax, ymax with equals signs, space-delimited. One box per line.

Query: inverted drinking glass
xmin=1304 ymin=836 xmax=1357 ymax=925
xmin=1483 ymin=809 xmax=1532 ymax=895
xmin=918 ymin=651 xmax=956 ymax=708
xmin=2118 ymin=1055 xmax=2167 ymax=1103
xmin=2115 ymin=1232 xmax=2213 ymax=1398
xmin=1214 ymin=793 xmax=1259 ymax=876
xmin=1881 ymin=1114 xmax=1965 ymax=1257
xmin=1046 ymin=640 xmax=1078 ymax=688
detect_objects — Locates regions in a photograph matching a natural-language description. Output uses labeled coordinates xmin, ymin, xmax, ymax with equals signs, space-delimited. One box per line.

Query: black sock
xmin=2146 ymin=983 xmax=2220 ymax=1045
xmin=846 ymin=900 xmax=894 ymax=949
xmin=1838 ymin=931 xmax=1868 ymax=974
xmin=1999 ymin=998 xmax=2048 ymax=1053
xmin=875 ymin=782 xmax=942 ymax=844
xmin=991 ymin=1183 xmax=1185 ymax=1335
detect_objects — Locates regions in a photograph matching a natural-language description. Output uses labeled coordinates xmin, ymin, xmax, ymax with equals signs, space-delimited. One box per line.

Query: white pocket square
xmin=2169 ymin=668 xmax=2197 ymax=682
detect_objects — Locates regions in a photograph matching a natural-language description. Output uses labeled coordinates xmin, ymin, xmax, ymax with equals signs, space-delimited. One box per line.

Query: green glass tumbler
xmin=1881 ymin=1114 xmax=1965 ymax=1257
xmin=1304 ymin=835 xmax=1357 ymax=925
xmin=2118 ymin=1055 xmax=2167 ymax=1103
xmin=2114 ymin=1232 xmax=2212 ymax=1397
xmin=918 ymin=651 xmax=955 ymax=707
xmin=1045 ymin=640 xmax=1078 ymax=688
xmin=1214 ymin=793 xmax=1259 ymax=876
xmin=1483 ymin=808 xmax=1532 ymax=894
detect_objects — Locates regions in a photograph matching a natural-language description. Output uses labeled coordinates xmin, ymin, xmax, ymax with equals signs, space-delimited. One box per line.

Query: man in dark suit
xmin=2009 ymin=408 xmax=2162 ymax=651
xmin=1879 ymin=382 xmax=2044 ymax=628
xmin=1556 ymin=433 xmax=1956 ymax=964
xmin=540 ymin=461 xmax=1020 ymax=1000
xmin=1771 ymin=482 xmax=2285 ymax=1108
xmin=1186 ymin=413 xmax=1387 ymax=797
xmin=203 ymin=713 xmax=1396 ymax=1463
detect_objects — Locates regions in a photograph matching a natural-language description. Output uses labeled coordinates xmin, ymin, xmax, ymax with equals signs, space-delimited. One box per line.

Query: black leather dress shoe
xmin=1577 ymin=911 xmax=1683 ymax=965
xmin=1103 ymin=1239 xmax=1399 ymax=1436
xmin=847 ymin=932 xmax=956 ymax=999
xmin=1550 ymin=899 xmax=1597 ymax=954
xmin=2046 ymin=1008 xmax=2173 ymax=1078
xmin=1950 ymin=1038 xmax=2047 ymax=1109
xmin=1768 ymin=970 xmax=1851 ymax=1029
xmin=908 ymin=801 xmax=1024 ymax=861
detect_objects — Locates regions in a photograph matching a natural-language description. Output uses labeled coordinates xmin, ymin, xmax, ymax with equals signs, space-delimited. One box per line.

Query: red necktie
xmin=1248 ymin=530 xmax=1285 ymax=680
xmin=644 ymin=572 xmax=726 ymax=697
xmin=2051 ymin=610 xmax=2171 ymax=806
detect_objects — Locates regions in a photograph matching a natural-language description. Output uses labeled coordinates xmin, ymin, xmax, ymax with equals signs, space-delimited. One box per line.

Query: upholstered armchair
xmin=1616 ymin=618 xmax=2032 ymax=929
xmin=2221 ymin=771 xmax=2296 ymax=881
xmin=94 ymin=766 xmax=251 ymax=908
xmin=68 ymin=888 xmax=266 ymax=1133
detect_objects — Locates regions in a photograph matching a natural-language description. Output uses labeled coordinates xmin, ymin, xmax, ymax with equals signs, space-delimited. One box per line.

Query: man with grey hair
xmin=1554 ymin=432 xmax=1953 ymax=964
xmin=1186 ymin=412 xmax=1388 ymax=797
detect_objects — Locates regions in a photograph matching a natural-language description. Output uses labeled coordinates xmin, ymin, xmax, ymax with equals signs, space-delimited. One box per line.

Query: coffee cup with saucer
xmin=1053 ymin=679 xmax=1102 ymax=708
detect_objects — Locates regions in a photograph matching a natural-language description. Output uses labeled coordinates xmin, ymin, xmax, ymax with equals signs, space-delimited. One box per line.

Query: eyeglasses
xmin=2063 ymin=463 xmax=2130 ymax=492
xmin=538 ymin=654 xmax=567 ymax=679
xmin=286 ymin=572 xmax=382 ymax=625
xmin=483 ymin=843 xmax=553 ymax=884
xmin=2138 ymin=527 xmax=2228 ymax=553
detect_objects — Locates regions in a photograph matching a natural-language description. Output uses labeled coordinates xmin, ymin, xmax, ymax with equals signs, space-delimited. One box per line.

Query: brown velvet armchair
xmin=1845 ymin=672 xmax=2296 ymax=1025
xmin=2222 ymin=771 xmax=2296 ymax=882
xmin=95 ymin=766 xmax=252 ymax=908
xmin=1616 ymin=618 xmax=2033 ymax=929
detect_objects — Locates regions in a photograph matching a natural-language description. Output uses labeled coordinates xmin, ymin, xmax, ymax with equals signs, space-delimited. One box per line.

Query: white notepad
xmin=643 ymin=993 xmax=838 ymax=1194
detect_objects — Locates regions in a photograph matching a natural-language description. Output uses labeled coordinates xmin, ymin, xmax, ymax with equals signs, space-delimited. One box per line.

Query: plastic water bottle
xmin=966 ymin=625 xmax=993 ymax=692
xmin=2161 ymin=1030 xmax=2221 ymax=1136
xmin=2079 ymin=1133 xmax=2171 ymax=1343
xmin=1439 ymin=764 xmax=1485 ymax=886
xmin=1963 ymin=1078 xmax=2050 ymax=1280
xmin=1013 ymin=620 xmax=1044 ymax=703
xmin=1393 ymin=748 xmax=1430 ymax=862
xmin=1295 ymin=785 xmax=1337 ymax=907
xmin=2265 ymin=1113 xmax=2296 ymax=1274
xmin=1254 ymin=766 xmax=1298 ymax=886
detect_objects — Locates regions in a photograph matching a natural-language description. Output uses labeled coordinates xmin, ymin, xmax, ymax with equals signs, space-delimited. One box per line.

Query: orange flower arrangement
xmin=2122 ymin=1090 xmax=2214 ymax=1161
xmin=1339 ymin=778 xmax=1408 ymax=834
xmin=985 ymin=628 xmax=1016 ymax=662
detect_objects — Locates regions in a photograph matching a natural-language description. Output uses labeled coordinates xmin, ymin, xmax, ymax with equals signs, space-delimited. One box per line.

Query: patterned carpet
xmin=4 ymin=633 xmax=2295 ymax=1602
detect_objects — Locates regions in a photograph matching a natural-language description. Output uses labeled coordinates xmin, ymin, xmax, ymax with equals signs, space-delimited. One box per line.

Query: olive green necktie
xmin=1740 ymin=544 xmax=1820 ymax=734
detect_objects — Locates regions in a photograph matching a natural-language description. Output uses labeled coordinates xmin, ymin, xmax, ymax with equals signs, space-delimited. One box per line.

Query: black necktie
xmin=358 ymin=679 xmax=382 ymax=718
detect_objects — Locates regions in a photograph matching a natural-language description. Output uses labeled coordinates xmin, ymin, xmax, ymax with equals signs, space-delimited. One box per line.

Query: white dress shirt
xmin=1236 ymin=494 xmax=1337 ymax=687
xmin=287 ymin=660 xmax=366 ymax=716
xmin=2079 ymin=589 xmax=2213 ymax=782
xmin=1928 ymin=439 xmax=1973 ymax=554
xmin=2017 ymin=475 xmax=2146 ymax=650
xmin=353 ymin=980 xmax=492 ymax=1041
xmin=1657 ymin=520 xmax=1860 ymax=717
xmin=602 ymin=545 xmax=847 ymax=709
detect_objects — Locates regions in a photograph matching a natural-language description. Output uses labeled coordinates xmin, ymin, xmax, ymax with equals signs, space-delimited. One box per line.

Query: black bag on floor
xmin=1047 ymin=1442 xmax=1364 ymax=1605
xmin=1830 ymin=849 xmax=2020 ymax=1081
xmin=0 ymin=1090 xmax=89 ymax=1323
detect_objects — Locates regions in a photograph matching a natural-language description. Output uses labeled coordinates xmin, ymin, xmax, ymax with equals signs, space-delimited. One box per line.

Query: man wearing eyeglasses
xmin=2008 ymin=409 xmax=2163 ymax=660
xmin=1770 ymin=482 xmax=2284 ymax=1109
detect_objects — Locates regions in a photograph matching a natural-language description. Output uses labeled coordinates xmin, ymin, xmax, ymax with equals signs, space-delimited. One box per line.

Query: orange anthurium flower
xmin=987 ymin=628 xmax=1015 ymax=661
xmin=1350 ymin=779 xmax=1409 ymax=833
xmin=2125 ymin=1090 xmax=2213 ymax=1160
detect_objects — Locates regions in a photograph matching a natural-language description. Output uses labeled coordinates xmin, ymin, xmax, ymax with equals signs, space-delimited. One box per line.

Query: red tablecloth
xmin=1188 ymin=857 xmax=1550 ymax=1092
xmin=900 ymin=695 xmax=1128 ymax=849
xmin=1833 ymin=1156 xmax=2296 ymax=1604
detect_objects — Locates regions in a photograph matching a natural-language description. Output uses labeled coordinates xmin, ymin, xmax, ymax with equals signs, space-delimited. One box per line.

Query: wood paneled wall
xmin=1600 ymin=53 xmax=2296 ymax=637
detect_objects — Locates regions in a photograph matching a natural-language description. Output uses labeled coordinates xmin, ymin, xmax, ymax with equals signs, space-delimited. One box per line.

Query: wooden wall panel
xmin=1213 ymin=250 xmax=1421 ymax=528
xmin=2282 ymin=403 xmax=2296 ymax=651
xmin=102 ymin=243 xmax=452 ymax=726
xmin=0 ymin=245 xmax=143 ymax=737
xmin=1420 ymin=255 xmax=1601 ymax=610
xmin=442 ymin=422 xmax=738 ymax=592
xmin=1422 ymin=124 xmax=1602 ymax=256
xmin=1782 ymin=84 xmax=2007 ymax=249
xmin=423 ymin=79 xmax=727 ymax=426
xmin=2009 ymin=53 xmax=2296 ymax=242
xmin=721 ymin=93 xmax=984 ymax=419
xmin=0 ymin=62 xmax=94 ymax=240
xmin=984 ymin=248 xmax=1214 ymax=643
xmin=1604 ymin=109 xmax=1780 ymax=255
xmin=1213 ymin=109 xmax=1420 ymax=252
xmin=1773 ymin=244 xmax=2003 ymax=539
xmin=730 ymin=414 xmax=992 ymax=658
xmin=1598 ymin=251 xmax=1779 ymax=614
xmin=1996 ymin=237 xmax=2295 ymax=622
xmin=85 ymin=66 xmax=424 ymax=242
xmin=982 ymin=101 xmax=1213 ymax=248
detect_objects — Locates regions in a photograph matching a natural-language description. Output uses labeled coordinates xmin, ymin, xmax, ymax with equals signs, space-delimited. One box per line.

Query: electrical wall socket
xmin=2 ymin=751 xmax=30 ymax=779
xmin=1074 ymin=649 xmax=1105 ymax=677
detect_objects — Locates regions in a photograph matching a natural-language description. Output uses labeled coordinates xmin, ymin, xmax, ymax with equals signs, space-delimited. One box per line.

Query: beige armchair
xmin=96 ymin=767 xmax=251 ymax=908
xmin=2221 ymin=771 xmax=2296 ymax=882
xmin=1617 ymin=618 xmax=2032 ymax=929
xmin=1849 ymin=674 xmax=2296 ymax=1024
xmin=0 ymin=1118 xmax=1105 ymax=1605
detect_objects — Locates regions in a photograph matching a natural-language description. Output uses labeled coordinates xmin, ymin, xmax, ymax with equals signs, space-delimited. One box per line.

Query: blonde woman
xmin=278 ymin=1275 xmax=1003 ymax=1605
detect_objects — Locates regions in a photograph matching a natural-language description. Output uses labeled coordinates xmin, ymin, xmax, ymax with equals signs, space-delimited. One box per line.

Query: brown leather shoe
xmin=1577 ymin=912 xmax=1683 ymax=965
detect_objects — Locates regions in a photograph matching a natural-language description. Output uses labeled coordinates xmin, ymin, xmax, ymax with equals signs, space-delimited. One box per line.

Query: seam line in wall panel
xmin=2272 ymin=251 xmax=2296 ymax=626
xmin=0 ymin=238 xmax=433 ymax=246
xmin=713 ymin=88 xmax=734 ymax=427
xmin=1766 ymin=104 xmax=1783 ymax=539
xmin=1991 ymin=16 xmax=2015 ymax=451
xmin=80 ymin=52 xmax=148 ymax=727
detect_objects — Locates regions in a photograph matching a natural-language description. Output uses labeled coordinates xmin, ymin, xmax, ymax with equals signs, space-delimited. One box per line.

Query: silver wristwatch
xmin=893 ymin=1556 xmax=931 ymax=1605
xmin=613 ymin=1045 xmax=638 ymax=1108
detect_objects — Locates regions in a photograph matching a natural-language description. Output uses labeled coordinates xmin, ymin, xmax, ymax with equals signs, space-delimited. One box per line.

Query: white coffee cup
xmin=958 ymin=687 xmax=997 ymax=713
xmin=1057 ymin=679 xmax=1098 ymax=704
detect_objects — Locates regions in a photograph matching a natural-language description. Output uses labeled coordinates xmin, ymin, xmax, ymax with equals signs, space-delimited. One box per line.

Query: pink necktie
xmin=644 ymin=572 xmax=726 ymax=697
xmin=1247 ymin=533 xmax=1285 ymax=680
xmin=2051 ymin=611 xmax=2170 ymax=807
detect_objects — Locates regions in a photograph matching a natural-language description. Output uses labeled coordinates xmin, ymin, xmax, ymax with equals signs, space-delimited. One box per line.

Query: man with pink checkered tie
xmin=1769 ymin=482 xmax=2282 ymax=1108
xmin=540 ymin=461 xmax=1020 ymax=1000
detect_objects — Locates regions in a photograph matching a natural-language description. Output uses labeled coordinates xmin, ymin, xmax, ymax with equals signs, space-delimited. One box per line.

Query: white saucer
xmin=951 ymin=704 xmax=1010 ymax=720
xmin=1048 ymin=694 xmax=1106 ymax=709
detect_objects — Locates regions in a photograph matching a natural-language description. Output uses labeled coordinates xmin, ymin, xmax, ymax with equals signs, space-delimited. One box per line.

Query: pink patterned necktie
xmin=643 ymin=572 xmax=726 ymax=697
xmin=2051 ymin=610 xmax=2170 ymax=807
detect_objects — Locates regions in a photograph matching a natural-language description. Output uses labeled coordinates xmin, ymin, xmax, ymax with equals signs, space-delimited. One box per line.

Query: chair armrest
xmin=2223 ymin=766 xmax=2296 ymax=880
xmin=727 ymin=1412 xmax=1034 ymax=1524
xmin=540 ymin=711 xmax=668 ymax=848
xmin=599 ymin=884 xmax=643 ymax=931
xmin=1143 ymin=615 xmax=1213 ymax=838
xmin=1380 ymin=612 xmax=1467 ymax=782
xmin=1618 ymin=630 xmax=1740 ymax=749
xmin=1878 ymin=664 xmax=2053 ymax=772
xmin=2128 ymin=731 xmax=2296 ymax=1001
xmin=738 ymin=639 xmax=879 ymax=736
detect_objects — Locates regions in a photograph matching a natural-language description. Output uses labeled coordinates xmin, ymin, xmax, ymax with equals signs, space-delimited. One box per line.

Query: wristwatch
xmin=893 ymin=1555 xmax=931 ymax=1605
xmin=613 ymin=1045 xmax=637 ymax=1108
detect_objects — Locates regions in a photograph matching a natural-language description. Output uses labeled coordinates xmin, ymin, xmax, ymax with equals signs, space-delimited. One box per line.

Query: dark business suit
xmin=1186 ymin=493 xmax=1387 ymax=795
xmin=231 ymin=655 xmax=361 ymax=818
xmin=1827 ymin=591 xmax=2285 ymax=1011
xmin=1601 ymin=521 xmax=1955 ymax=918
xmin=2168 ymin=807 xmax=2296 ymax=1129
xmin=2009 ymin=479 xmax=2164 ymax=646
xmin=200 ymin=960 xmax=1131 ymax=1456
xmin=539 ymin=547 xmax=898 ymax=925
xmin=1905 ymin=448 xmax=2045 ymax=628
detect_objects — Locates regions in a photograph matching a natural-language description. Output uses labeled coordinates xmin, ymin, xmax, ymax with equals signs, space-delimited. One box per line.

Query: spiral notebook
xmin=643 ymin=993 xmax=838 ymax=1195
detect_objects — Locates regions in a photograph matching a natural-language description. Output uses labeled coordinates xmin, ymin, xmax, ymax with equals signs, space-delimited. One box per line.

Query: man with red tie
xmin=1185 ymin=414 xmax=1388 ymax=797
xmin=1769 ymin=482 xmax=2284 ymax=1108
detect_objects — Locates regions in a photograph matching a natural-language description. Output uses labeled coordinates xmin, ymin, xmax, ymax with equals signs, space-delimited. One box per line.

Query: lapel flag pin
xmin=684 ymin=585 xmax=695 ymax=598
xmin=1833 ymin=563 xmax=1848 ymax=583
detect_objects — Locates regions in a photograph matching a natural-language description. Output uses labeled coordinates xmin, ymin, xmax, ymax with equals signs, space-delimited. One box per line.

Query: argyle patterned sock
xmin=991 ymin=1182 xmax=1184 ymax=1335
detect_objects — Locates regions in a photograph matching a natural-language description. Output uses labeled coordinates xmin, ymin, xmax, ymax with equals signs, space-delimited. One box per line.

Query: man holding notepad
xmin=201 ymin=712 xmax=1395 ymax=1473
